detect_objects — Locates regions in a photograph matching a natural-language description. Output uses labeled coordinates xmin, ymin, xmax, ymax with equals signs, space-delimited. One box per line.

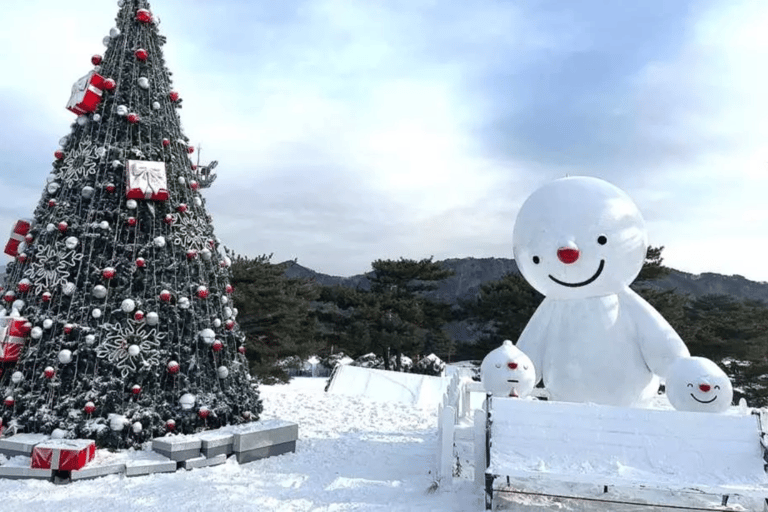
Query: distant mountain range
xmin=283 ymin=257 xmax=768 ymax=304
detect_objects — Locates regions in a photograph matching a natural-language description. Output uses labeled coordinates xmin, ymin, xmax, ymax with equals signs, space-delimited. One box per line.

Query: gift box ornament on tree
xmin=0 ymin=317 xmax=28 ymax=363
xmin=3 ymin=219 xmax=31 ymax=257
xmin=65 ymin=70 xmax=107 ymax=115
xmin=125 ymin=160 xmax=169 ymax=201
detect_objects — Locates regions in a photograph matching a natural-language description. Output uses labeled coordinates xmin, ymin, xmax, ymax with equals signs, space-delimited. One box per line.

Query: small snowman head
xmin=666 ymin=357 xmax=733 ymax=413
xmin=480 ymin=340 xmax=536 ymax=398
xmin=513 ymin=176 xmax=648 ymax=299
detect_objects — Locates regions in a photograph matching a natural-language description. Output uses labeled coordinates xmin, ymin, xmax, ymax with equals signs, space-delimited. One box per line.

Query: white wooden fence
xmin=436 ymin=372 xmax=484 ymax=485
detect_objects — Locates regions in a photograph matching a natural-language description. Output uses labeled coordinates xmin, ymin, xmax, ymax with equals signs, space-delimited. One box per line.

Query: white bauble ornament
xmin=146 ymin=312 xmax=159 ymax=325
xmin=59 ymin=136 xmax=69 ymax=147
xmin=193 ymin=196 xmax=202 ymax=207
xmin=213 ymin=318 xmax=222 ymax=328
xmin=109 ymin=413 xmax=128 ymax=431
xmin=62 ymin=282 xmax=76 ymax=296
xmin=138 ymin=77 xmax=149 ymax=89
xmin=51 ymin=429 xmax=68 ymax=439
xmin=116 ymin=105 xmax=128 ymax=116
xmin=152 ymin=101 xmax=161 ymax=110
xmin=111 ymin=159 xmax=123 ymax=168
xmin=223 ymin=307 xmax=232 ymax=319
xmin=93 ymin=285 xmax=107 ymax=298
xmin=77 ymin=116 xmax=88 ymax=126
xmin=65 ymin=236 xmax=79 ymax=249
xmin=666 ymin=357 xmax=733 ymax=413
xmin=11 ymin=371 xmax=23 ymax=384
xmin=99 ymin=220 xmax=110 ymax=230
xmin=178 ymin=176 xmax=186 ymax=185
xmin=46 ymin=223 xmax=56 ymax=233
xmin=199 ymin=328 xmax=215 ymax=344
xmin=109 ymin=27 xmax=121 ymax=38
xmin=81 ymin=186 xmax=95 ymax=199
xmin=30 ymin=326 xmax=43 ymax=339
xmin=221 ymin=296 xmax=229 ymax=305
xmin=47 ymin=182 xmax=60 ymax=194
xmin=178 ymin=297 xmax=190 ymax=309
xmin=92 ymin=308 xmax=102 ymax=319
xmin=132 ymin=422 xmax=143 ymax=434
xmin=480 ymin=340 xmax=536 ymax=398
xmin=128 ymin=344 xmax=140 ymax=357
xmin=126 ymin=199 xmax=138 ymax=209
xmin=201 ymin=248 xmax=212 ymax=260
xmin=217 ymin=366 xmax=229 ymax=379
xmin=43 ymin=319 xmax=54 ymax=329
xmin=179 ymin=393 xmax=196 ymax=410
xmin=58 ymin=349 xmax=73 ymax=364
xmin=121 ymin=298 xmax=136 ymax=312
xmin=93 ymin=113 xmax=101 ymax=122
xmin=102 ymin=36 xmax=111 ymax=46
xmin=85 ymin=334 xmax=96 ymax=345
xmin=117 ymin=0 xmax=124 ymax=6
xmin=153 ymin=236 xmax=166 ymax=247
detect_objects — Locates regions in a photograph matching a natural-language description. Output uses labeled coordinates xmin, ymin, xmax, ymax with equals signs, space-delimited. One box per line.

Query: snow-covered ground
xmin=0 ymin=378 xmax=762 ymax=511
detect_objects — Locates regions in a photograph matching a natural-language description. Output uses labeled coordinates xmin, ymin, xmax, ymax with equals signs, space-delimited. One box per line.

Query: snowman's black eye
xmin=687 ymin=383 xmax=693 ymax=388
xmin=597 ymin=235 xmax=607 ymax=245
xmin=715 ymin=385 xmax=721 ymax=390
xmin=532 ymin=256 xmax=540 ymax=264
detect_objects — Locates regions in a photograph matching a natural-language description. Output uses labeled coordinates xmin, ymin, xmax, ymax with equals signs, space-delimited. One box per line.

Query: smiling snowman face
xmin=513 ymin=177 xmax=648 ymax=299
xmin=666 ymin=357 xmax=733 ymax=413
xmin=480 ymin=340 xmax=536 ymax=398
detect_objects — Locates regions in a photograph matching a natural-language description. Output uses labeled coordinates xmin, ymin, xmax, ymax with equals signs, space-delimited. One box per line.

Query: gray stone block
xmin=233 ymin=420 xmax=298 ymax=453
xmin=70 ymin=463 xmax=126 ymax=481
xmin=236 ymin=440 xmax=296 ymax=464
xmin=198 ymin=431 xmax=234 ymax=458
xmin=181 ymin=453 xmax=227 ymax=470
xmin=0 ymin=434 xmax=50 ymax=457
xmin=0 ymin=465 xmax=52 ymax=480
xmin=151 ymin=435 xmax=202 ymax=462
xmin=125 ymin=452 xmax=178 ymax=477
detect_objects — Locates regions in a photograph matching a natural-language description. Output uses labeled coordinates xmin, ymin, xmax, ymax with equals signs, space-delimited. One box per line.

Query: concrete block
xmin=181 ymin=453 xmax=227 ymax=470
xmin=70 ymin=463 xmax=126 ymax=481
xmin=232 ymin=420 xmax=298 ymax=453
xmin=151 ymin=435 xmax=201 ymax=462
xmin=197 ymin=431 xmax=234 ymax=458
xmin=0 ymin=434 xmax=50 ymax=457
xmin=0 ymin=465 xmax=52 ymax=480
xmin=236 ymin=440 xmax=296 ymax=464
xmin=125 ymin=452 xmax=178 ymax=477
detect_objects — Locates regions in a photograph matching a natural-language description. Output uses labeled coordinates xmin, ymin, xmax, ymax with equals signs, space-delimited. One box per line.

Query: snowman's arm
xmin=515 ymin=299 xmax=553 ymax=386
xmin=620 ymin=289 xmax=690 ymax=381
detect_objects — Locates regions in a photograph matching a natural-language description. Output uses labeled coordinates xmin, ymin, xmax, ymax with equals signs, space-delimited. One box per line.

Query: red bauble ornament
xmin=225 ymin=284 xmax=234 ymax=294
xmin=102 ymin=78 xmax=116 ymax=91
xmin=159 ymin=289 xmax=172 ymax=302
xmin=190 ymin=164 xmax=197 ymax=171
xmin=167 ymin=360 xmax=180 ymax=374
xmin=17 ymin=280 xmax=31 ymax=293
xmin=186 ymin=250 xmax=197 ymax=260
xmin=166 ymin=419 xmax=176 ymax=431
xmin=58 ymin=221 xmax=68 ymax=233
xmin=190 ymin=180 xmax=199 ymax=190
xmin=162 ymin=138 xmax=170 ymax=147
xmin=84 ymin=401 xmax=96 ymax=414
xmin=21 ymin=322 xmax=32 ymax=335
xmin=169 ymin=90 xmax=179 ymax=102
xmin=64 ymin=323 xmax=75 ymax=334
xmin=136 ymin=9 xmax=152 ymax=23
xmin=131 ymin=385 xmax=142 ymax=395
xmin=91 ymin=54 xmax=102 ymax=65
xmin=198 ymin=407 xmax=210 ymax=419
xmin=3 ymin=291 xmax=16 ymax=302
xmin=225 ymin=319 xmax=235 ymax=331
xmin=42 ymin=291 xmax=52 ymax=302
xmin=187 ymin=146 xmax=194 ymax=154
xmin=127 ymin=113 xmax=140 ymax=124
xmin=102 ymin=267 xmax=116 ymax=280
xmin=17 ymin=253 xmax=28 ymax=264
xmin=136 ymin=257 xmax=146 ymax=268
xmin=134 ymin=311 xmax=145 ymax=321
xmin=134 ymin=48 xmax=148 ymax=61
xmin=105 ymin=183 xmax=116 ymax=193
xmin=127 ymin=217 xmax=137 ymax=226
xmin=176 ymin=203 xmax=187 ymax=213
xmin=212 ymin=340 xmax=224 ymax=352
xmin=48 ymin=199 xmax=57 ymax=208
xmin=238 ymin=346 xmax=246 ymax=355
xmin=24 ymin=234 xmax=33 ymax=244
xmin=54 ymin=150 xmax=64 ymax=160
xmin=4 ymin=397 xmax=14 ymax=408
xmin=164 ymin=214 xmax=174 ymax=225
xmin=196 ymin=286 xmax=209 ymax=299
xmin=44 ymin=367 xmax=55 ymax=379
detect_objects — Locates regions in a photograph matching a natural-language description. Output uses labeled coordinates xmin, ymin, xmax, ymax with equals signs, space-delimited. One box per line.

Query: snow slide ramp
xmin=326 ymin=366 xmax=449 ymax=408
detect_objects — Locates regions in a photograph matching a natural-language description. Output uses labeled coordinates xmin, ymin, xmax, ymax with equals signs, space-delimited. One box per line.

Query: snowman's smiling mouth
xmin=548 ymin=260 xmax=605 ymax=288
xmin=691 ymin=393 xmax=717 ymax=404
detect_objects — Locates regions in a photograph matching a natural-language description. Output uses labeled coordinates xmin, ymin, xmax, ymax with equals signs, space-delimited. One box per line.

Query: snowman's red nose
xmin=557 ymin=248 xmax=580 ymax=264
xmin=507 ymin=362 xmax=518 ymax=370
xmin=699 ymin=384 xmax=711 ymax=392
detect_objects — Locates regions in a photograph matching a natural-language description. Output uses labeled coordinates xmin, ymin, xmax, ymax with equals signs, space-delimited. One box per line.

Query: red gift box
xmin=31 ymin=439 xmax=96 ymax=471
xmin=4 ymin=219 xmax=31 ymax=257
xmin=66 ymin=71 xmax=106 ymax=115
xmin=125 ymin=160 xmax=169 ymax=201
xmin=0 ymin=317 xmax=27 ymax=363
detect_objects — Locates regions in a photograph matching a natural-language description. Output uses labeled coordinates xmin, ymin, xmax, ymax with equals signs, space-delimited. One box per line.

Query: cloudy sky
xmin=1 ymin=0 xmax=767 ymax=281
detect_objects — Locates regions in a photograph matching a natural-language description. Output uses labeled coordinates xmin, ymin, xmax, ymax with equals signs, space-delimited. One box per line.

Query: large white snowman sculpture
xmin=513 ymin=176 xmax=690 ymax=407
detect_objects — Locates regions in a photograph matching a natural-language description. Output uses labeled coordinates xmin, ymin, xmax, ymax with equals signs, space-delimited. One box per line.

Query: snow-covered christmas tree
xmin=0 ymin=0 xmax=261 ymax=449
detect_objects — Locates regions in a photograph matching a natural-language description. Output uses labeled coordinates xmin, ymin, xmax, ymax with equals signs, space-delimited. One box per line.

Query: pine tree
xmin=0 ymin=1 xmax=260 ymax=448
